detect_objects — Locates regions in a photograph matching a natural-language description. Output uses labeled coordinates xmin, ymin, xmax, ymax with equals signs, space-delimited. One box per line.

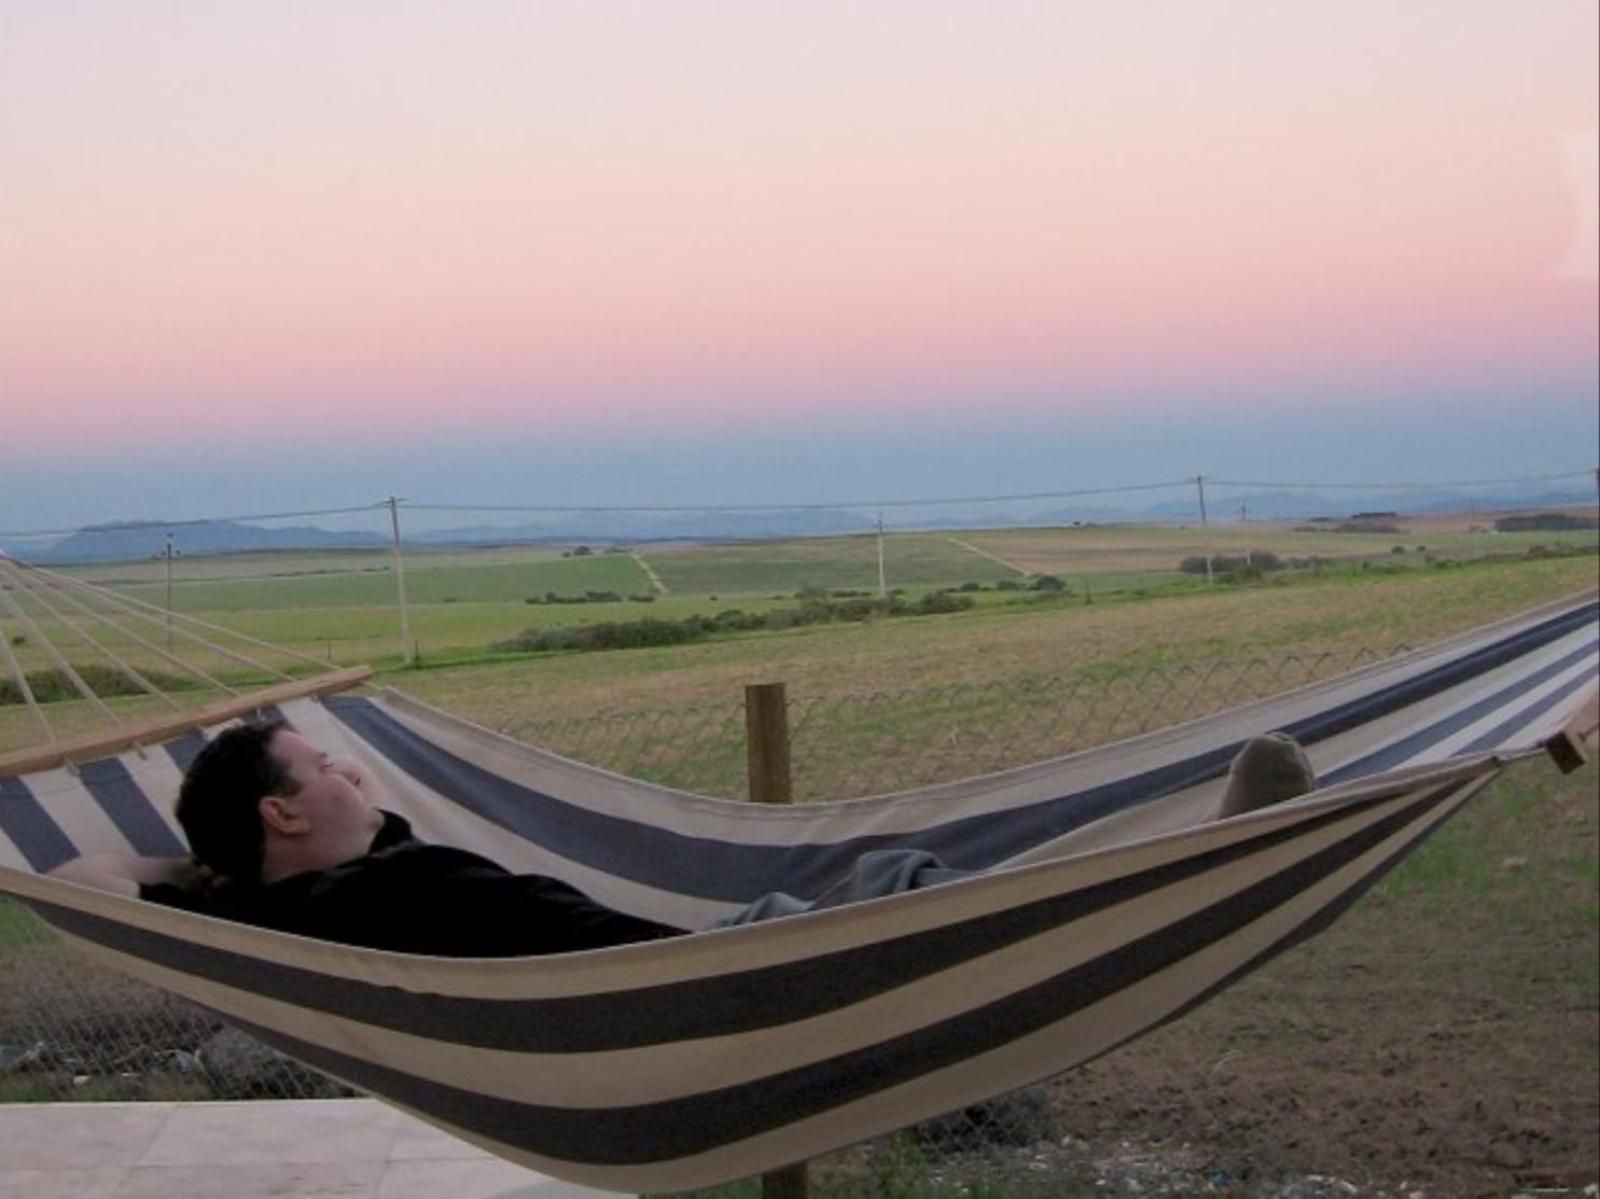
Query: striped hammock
xmin=0 ymin=593 xmax=1595 ymax=1192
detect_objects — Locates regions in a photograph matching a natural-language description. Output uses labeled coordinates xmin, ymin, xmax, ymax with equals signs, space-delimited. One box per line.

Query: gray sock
xmin=1218 ymin=732 xmax=1317 ymax=818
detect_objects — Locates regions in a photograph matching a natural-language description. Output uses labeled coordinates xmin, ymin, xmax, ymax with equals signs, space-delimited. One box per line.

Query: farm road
xmin=945 ymin=536 xmax=1031 ymax=577
xmin=632 ymin=552 xmax=669 ymax=595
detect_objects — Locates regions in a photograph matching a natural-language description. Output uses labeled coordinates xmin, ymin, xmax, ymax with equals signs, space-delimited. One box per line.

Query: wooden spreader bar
xmin=1544 ymin=684 xmax=1600 ymax=775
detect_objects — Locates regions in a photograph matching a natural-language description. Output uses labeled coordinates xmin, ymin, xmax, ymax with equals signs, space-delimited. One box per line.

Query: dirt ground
xmin=1040 ymin=758 xmax=1600 ymax=1198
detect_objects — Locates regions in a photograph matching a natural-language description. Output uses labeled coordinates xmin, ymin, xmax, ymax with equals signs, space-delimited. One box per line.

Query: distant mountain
xmin=1140 ymin=484 xmax=1597 ymax=523
xmin=27 ymin=520 xmax=384 ymax=563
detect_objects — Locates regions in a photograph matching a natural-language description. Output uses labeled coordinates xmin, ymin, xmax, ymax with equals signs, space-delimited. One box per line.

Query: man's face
xmin=265 ymin=729 xmax=384 ymax=851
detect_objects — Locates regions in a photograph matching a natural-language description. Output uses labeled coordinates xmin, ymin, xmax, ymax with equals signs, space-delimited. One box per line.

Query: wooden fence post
xmin=744 ymin=681 xmax=808 ymax=1199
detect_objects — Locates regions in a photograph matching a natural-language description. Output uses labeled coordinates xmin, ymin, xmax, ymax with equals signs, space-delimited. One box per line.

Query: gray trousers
xmin=718 ymin=849 xmax=970 ymax=926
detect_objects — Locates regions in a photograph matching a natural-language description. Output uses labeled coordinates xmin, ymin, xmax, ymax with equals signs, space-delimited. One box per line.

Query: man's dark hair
xmin=176 ymin=720 xmax=300 ymax=881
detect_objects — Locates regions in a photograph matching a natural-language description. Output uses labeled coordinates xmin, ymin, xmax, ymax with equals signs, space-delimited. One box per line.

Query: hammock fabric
xmin=0 ymin=594 xmax=1595 ymax=1192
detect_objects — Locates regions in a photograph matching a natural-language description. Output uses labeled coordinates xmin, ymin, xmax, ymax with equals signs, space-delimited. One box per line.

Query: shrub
xmin=909 ymin=591 xmax=975 ymax=615
xmin=1 ymin=663 xmax=200 ymax=707
xmin=488 ymin=591 xmax=976 ymax=657
xmin=1179 ymin=553 xmax=1285 ymax=577
xmin=1495 ymin=512 xmax=1598 ymax=532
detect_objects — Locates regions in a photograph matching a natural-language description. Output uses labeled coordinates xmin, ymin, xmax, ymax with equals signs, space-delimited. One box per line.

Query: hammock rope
xmin=5 ymin=565 xmax=184 ymax=710
xmin=0 ymin=601 xmax=56 ymax=748
xmin=0 ymin=572 xmax=129 ymax=725
xmin=19 ymin=562 xmax=299 ymax=681
xmin=0 ymin=553 xmax=371 ymax=775
xmin=0 ymin=553 xmax=353 ymax=683
xmin=25 ymin=566 xmax=247 ymax=698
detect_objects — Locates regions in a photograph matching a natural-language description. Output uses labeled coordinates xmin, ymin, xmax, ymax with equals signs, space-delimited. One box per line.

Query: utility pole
xmin=162 ymin=533 xmax=178 ymax=652
xmin=387 ymin=496 xmax=414 ymax=665
xmin=875 ymin=512 xmax=887 ymax=598
xmin=1195 ymin=475 xmax=1213 ymax=584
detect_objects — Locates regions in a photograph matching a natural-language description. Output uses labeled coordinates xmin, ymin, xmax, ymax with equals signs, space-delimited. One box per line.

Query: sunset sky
xmin=2 ymin=1 xmax=1596 ymax=535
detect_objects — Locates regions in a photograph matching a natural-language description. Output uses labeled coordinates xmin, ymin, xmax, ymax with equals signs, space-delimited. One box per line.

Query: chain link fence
xmin=0 ymin=643 xmax=1406 ymax=1189
xmin=501 ymin=644 xmax=1400 ymax=802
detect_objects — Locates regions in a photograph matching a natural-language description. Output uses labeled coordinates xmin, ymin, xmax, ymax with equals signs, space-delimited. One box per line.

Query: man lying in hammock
xmin=49 ymin=720 xmax=1316 ymax=956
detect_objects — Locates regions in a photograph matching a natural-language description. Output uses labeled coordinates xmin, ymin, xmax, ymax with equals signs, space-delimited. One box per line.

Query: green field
xmin=4 ymin=518 xmax=1593 ymax=751
xmin=86 ymin=552 xmax=651 ymax=610
xmin=643 ymin=533 xmax=1023 ymax=596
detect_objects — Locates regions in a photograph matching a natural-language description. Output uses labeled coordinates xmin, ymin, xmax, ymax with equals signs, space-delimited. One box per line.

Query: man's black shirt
xmin=142 ymin=813 xmax=684 ymax=957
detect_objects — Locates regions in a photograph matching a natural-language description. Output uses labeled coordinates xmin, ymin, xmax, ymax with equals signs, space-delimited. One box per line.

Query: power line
xmin=402 ymin=478 xmax=1196 ymax=516
xmin=1208 ymin=469 xmax=1594 ymax=491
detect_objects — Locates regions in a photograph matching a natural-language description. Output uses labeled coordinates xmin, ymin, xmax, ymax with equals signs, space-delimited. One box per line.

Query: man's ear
xmin=259 ymin=794 xmax=305 ymax=836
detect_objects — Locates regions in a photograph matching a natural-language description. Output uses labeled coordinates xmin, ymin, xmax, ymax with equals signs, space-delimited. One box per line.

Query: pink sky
xmin=1 ymin=1 xmax=1596 ymax=461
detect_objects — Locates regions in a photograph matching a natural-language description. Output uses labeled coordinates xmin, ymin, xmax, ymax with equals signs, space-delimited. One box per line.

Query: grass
xmin=389 ymin=553 xmax=1597 ymax=722
xmin=0 ymin=898 xmax=40 ymax=952
xmin=1376 ymin=756 xmax=1600 ymax=943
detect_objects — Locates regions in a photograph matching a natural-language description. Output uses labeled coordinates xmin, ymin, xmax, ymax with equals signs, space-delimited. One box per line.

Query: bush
xmin=1031 ymin=574 xmax=1066 ymax=592
xmin=1179 ymin=553 xmax=1285 ymax=577
xmin=1 ymin=663 xmax=201 ymax=707
xmin=1495 ymin=512 xmax=1598 ymax=532
xmin=489 ymin=591 xmax=976 ymax=657
xmin=911 ymin=591 xmax=976 ymax=615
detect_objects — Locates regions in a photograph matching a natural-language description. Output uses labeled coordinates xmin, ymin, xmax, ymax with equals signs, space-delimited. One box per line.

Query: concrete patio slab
xmin=0 ymin=1099 xmax=630 ymax=1199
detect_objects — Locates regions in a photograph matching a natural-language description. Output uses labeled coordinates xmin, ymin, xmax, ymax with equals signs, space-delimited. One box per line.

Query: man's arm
xmin=47 ymin=855 xmax=206 ymax=897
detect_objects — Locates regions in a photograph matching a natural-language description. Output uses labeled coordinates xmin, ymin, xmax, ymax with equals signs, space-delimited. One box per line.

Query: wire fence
xmin=503 ymin=644 xmax=1401 ymax=803
xmin=0 ymin=641 xmax=1406 ymax=1189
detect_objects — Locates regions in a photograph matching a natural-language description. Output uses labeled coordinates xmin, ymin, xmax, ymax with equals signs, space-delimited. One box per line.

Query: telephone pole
xmin=387 ymin=497 xmax=414 ymax=665
xmin=875 ymin=512 xmax=887 ymax=598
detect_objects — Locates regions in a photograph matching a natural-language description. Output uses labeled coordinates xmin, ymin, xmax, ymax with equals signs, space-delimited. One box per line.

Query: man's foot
xmin=1217 ymin=732 xmax=1317 ymax=818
